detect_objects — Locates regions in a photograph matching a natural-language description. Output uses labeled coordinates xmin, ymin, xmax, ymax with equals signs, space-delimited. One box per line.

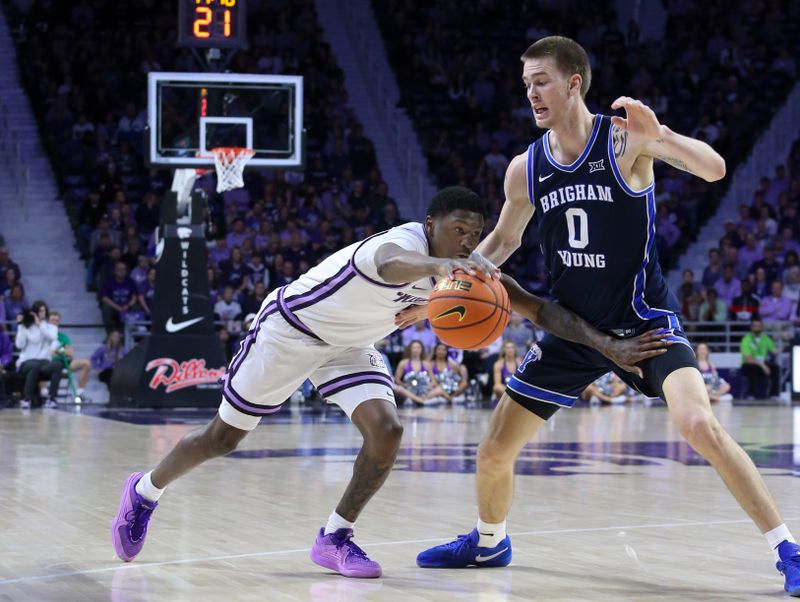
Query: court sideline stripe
xmin=0 ymin=515 xmax=796 ymax=586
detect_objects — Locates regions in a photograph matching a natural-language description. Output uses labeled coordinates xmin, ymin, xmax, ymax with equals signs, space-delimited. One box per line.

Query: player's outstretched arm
xmin=611 ymin=96 xmax=726 ymax=182
xmin=500 ymin=274 xmax=670 ymax=377
xmin=474 ymin=152 xmax=534 ymax=267
xmin=374 ymin=243 xmax=491 ymax=283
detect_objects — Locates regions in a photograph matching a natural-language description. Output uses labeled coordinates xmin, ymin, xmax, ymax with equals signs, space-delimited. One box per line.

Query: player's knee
xmin=676 ymin=412 xmax=725 ymax=454
xmin=387 ymin=420 xmax=404 ymax=443
xmin=477 ymin=437 xmax=513 ymax=473
xmin=366 ymin=420 xmax=404 ymax=456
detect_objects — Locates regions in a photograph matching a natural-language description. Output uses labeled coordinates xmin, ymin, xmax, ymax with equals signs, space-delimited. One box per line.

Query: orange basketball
xmin=427 ymin=271 xmax=510 ymax=350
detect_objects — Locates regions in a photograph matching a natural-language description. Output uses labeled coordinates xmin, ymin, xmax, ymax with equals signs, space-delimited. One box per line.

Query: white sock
xmin=477 ymin=519 xmax=506 ymax=548
xmin=324 ymin=511 xmax=355 ymax=535
xmin=135 ymin=471 xmax=165 ymax=503
xmin=766 ymin=524 xmax=796 ymax=562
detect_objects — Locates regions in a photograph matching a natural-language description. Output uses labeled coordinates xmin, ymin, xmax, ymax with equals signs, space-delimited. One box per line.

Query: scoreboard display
xmin=178 ymin=0 xmax=248 ymax=49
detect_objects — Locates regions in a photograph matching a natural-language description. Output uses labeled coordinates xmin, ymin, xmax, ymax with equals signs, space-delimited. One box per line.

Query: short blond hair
xmin=521 ymin=36 xmax=591 ymax=97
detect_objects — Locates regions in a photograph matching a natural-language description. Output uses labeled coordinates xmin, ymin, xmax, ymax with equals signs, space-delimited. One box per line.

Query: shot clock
xmin=178 ymin=0 xmax=248 ymax=49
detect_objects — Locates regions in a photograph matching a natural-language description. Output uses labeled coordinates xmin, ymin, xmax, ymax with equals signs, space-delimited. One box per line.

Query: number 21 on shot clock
xmin=178 ymin=0 xmax=248 ymax=49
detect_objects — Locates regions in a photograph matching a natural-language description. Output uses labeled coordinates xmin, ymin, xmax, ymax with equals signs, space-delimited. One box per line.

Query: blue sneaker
xmin=777 ymin=540 xmax=800 ymax=596
xmin=417 ymin=529 xmax=511 ymax=568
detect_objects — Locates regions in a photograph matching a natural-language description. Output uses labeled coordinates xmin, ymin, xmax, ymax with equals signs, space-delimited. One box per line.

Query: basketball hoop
xmin=211 ymin=146 xmax=255 ymax=192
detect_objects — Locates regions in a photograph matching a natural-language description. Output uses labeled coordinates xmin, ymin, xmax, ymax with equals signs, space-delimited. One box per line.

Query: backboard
xmin=147 ymin=72 xmax=304 ymax=168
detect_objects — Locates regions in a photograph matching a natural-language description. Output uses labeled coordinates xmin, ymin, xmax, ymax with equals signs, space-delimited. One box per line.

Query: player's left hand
xmin=610 ymin=97 xmax=664 ymax=140
xmin=394 ymin=304 xmax=428 ymax=329
xmin=603 ymin=329 xmax=672 ymax=378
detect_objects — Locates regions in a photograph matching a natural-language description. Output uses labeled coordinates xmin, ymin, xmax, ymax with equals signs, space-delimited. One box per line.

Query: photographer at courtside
xmin=15 ymin=300 xmax=63 ymax=409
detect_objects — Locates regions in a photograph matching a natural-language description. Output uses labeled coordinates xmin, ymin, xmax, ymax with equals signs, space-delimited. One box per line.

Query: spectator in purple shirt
xmin=759 ymin=281 xmax=793 ymax=322
xmin=752 ymin=266 xmax=771 ymax=299
xmin=0 ymin=328 xmax=12 ymax=402
xmin=0 ymin=246 xmax=21 ymax=281
xmin=701 ymin=248 xmax=723 ymax=289
xmin=750 ymin=245 xmax=783 ymax=284
xmin=766 ymin=164 xmax=789 ymax=207
xmin=713 ymin=264 xmax=741 ymax=308
xmin=0 ymin=327 xmax=12 ymax=366
xmin=722 ymin=245 xmax=750 ymax=281
xmin=1 ymin=267 xmax=18 ymax=297
xmin=736 ymin=205 xmax=756 ymax=234
xmin=101 ymin=262 xmax=138 ymax=331
xmin=225 ymin=218 xmax=250 ymax=250
xmin=401 ymin=321 xmax=437 ymax=356
xmin=656 ymin=204 xmax=681 ymax=248
xmin=721 ymin=219 xmax=744 ymax=248
xmin=129 ymin=254 xmax=150 ymax=289
xmin=253 ymin=221 xmax=274 ymax=252
xmin=91 ymin=329 xmax=126 ymax=389
xmin=218 ymin=247 xmax=251 ymax=297
xmin=208 ymin=237 xmax=229 ymax=268
xmin=4 ymin=283 xmax=29 ymax=327
xmin=739 ymin=233 xmax=763 ymax=272
xmin=222 ymin=187 xmax=250 ymax=214
xmin=244 ymin=201 xmax=265 ymax=231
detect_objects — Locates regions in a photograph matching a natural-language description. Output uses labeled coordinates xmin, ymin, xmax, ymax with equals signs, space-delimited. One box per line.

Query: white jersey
xmin=268 ymin=222 xmax=435 ymax=347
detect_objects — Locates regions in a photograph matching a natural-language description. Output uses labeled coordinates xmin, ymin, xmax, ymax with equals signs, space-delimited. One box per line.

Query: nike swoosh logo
xmin=538 ymin=173 xmax=553 ymax=182
xmin=165 ymin=316 xmax=204 ymax=332
xmin=432 ymin=305 xmax=467 ymax=322
xmin=411 ymin=284 xmax=429 ymax=291
xmin=475 ymin=547 xmax=509 ymax=562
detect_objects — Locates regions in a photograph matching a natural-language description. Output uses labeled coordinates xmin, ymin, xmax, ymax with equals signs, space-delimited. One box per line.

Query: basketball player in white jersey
xmin=112 ymin=186 xmax=667 ymax=578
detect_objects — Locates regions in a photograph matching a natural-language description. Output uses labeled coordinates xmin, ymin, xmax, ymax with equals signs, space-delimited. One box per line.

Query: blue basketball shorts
xmin=505 ymin=314 xmax=697 ymax=420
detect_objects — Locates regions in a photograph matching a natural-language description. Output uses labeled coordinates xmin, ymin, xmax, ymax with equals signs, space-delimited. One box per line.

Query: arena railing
xmin=682 ymin=320 xmax=793 ymax=353
xmin=5 ymin=317 xmax=788 ymax=358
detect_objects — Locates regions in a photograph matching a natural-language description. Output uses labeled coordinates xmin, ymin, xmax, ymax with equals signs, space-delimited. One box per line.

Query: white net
xmin=212 ymin=147 xmax=255 ymax=192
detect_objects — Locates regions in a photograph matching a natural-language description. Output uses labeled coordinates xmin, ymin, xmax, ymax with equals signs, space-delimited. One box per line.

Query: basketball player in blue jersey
xmin=418 ymin=37 xmax=800 ymax=596
xmin=110 ymin=186 xmax=664 ymax=579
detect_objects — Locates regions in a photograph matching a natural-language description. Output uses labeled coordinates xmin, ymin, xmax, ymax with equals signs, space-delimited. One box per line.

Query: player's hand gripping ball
xmin=427 ymin=271 xmax=510 ymax=350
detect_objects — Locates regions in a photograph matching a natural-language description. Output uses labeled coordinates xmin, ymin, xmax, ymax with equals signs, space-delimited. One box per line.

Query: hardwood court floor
xmin=1 ymin=401 xmax=798 ymax=601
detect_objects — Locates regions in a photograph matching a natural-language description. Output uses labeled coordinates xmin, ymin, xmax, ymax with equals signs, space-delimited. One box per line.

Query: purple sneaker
xmin=111 ymin=472 xmax=158 ymax=562
xmin=310 ymin=528 xmax=382 ymax=578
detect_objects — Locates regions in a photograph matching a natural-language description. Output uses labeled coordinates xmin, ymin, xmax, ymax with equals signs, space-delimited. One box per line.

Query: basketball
xmin=427 ymin=271 xmax=510 ymax=350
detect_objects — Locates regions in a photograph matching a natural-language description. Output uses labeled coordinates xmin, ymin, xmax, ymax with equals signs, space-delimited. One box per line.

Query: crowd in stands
xmin=680 ymin=138 xmax=800 ymax=327
xmin=0 ymin=284 xmax=127 ymax=407
xmin=374 ymin=0 xmax=800 ymax=278
xmin=3 ymin=1 xmax=799 ymax=406
xmin=388 ymin=317 xmax=534 ymax=407
xmin=13 ymin=0 xmax=412 ymax=334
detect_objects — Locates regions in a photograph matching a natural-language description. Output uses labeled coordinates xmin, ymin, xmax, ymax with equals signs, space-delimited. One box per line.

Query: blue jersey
xmin=526 ymin=114 xmax=680 ymax=330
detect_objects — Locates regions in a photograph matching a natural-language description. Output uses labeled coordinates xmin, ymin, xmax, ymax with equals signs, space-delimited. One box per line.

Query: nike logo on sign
xmin=538 ymin=173 xmax=553 ymax=182
xmin=475 ymin=548 xmax=508 ymax=562
xmin=433 ymin=305 xmax=467 ymax=322
xmin=165 ymin=316 xmax=204 ymax=333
